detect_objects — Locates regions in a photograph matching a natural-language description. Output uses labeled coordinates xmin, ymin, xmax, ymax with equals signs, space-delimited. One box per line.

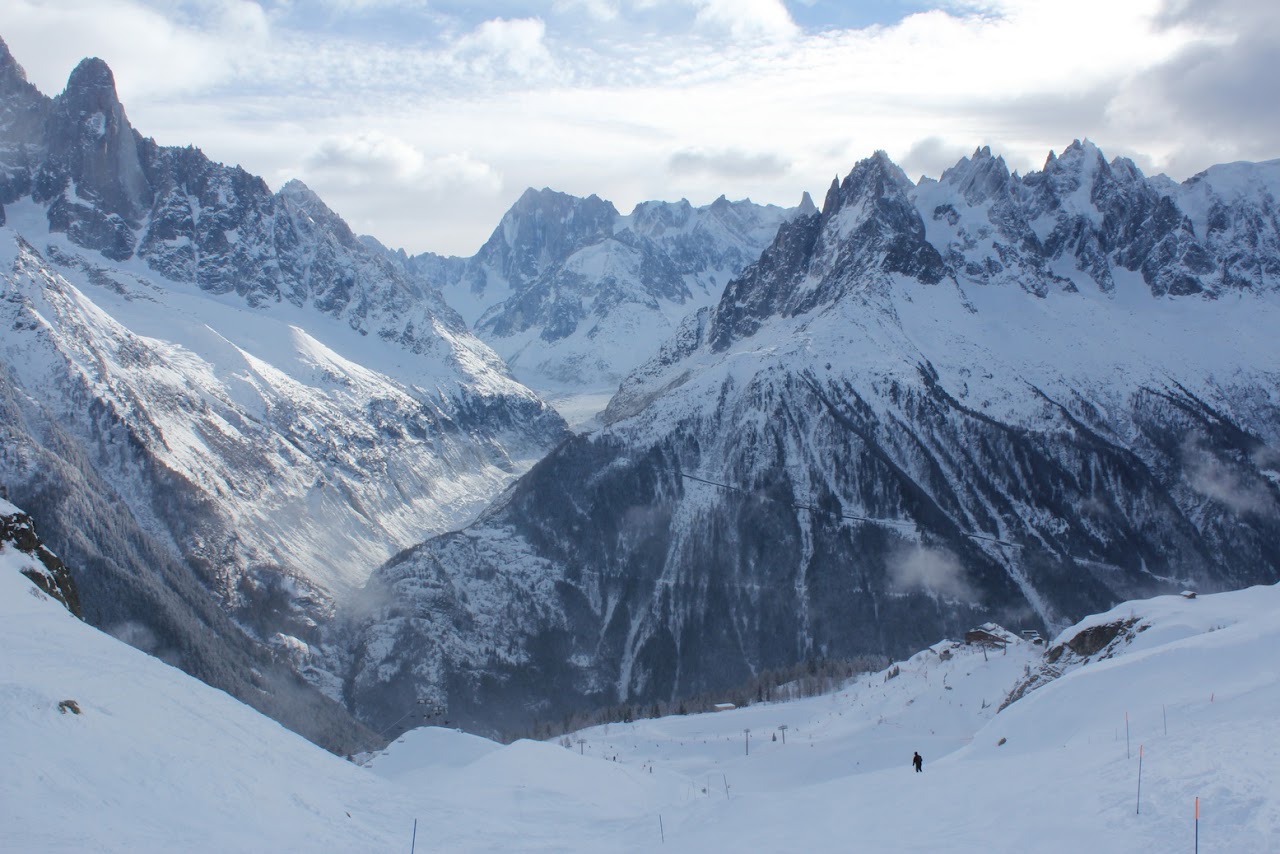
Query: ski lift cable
xmin=676 ymin=470 xmax=1022 ymax=549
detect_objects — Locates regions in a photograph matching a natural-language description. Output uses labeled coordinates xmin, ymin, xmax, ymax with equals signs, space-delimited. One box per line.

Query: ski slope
xmin=4 ymin=544 xmax=1276 ymax=851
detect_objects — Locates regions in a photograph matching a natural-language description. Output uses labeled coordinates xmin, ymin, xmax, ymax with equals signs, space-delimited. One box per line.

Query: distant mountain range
xmin=374 ymin=187 xmax=814 ymax=392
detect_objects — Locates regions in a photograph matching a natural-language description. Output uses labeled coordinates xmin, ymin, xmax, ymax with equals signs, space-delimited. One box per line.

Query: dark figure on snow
xmin=912 ymin=751 xmax=923 ymax=772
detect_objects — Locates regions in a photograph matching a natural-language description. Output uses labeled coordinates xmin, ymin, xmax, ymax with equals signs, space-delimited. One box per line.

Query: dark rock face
xmin=345 ymin=363 xmax=1280 ymax=736
xmin=2 ymin=502 xmax=81 ymax=618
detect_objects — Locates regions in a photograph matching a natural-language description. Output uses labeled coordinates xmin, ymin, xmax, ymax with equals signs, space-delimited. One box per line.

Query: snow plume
xmin=1253 ymin=443 xmax=1280 ymax=471
xmin=886 ymin=544 xmax=975 ymax=602
xmin=1182 ymin=439 xmax=1277 ymax=517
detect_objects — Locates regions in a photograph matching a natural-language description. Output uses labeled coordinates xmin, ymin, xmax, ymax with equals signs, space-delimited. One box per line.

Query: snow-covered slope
xmin=344 ymin=144 xmax=1280 ymax=737
xmin=0 ymin=499 xmax=374 ymax=760
xmin=7 ymin=551 xmax=1277 ymax=852
xmin=395 ymin=188 xmax=813 ymax=398
xmin=0 ymin=555 xmax=410 ymax=852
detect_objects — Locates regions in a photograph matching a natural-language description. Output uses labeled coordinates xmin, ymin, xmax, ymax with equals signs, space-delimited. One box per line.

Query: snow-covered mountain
xmin=342 ymin=143 xmax=1280 ymax=737
xmin=389 ymin=187 xmax=814 ymax=394
xmin=0 ymin=36 xmax=567 ymax=743
xmin=6 ymin=545 xmax=1279 ymax=851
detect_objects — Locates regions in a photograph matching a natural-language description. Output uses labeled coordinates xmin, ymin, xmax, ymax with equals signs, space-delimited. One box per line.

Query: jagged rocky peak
xmin=704 ymin=193 xmax=776 ymax=235
xmin=817 ymin=150 xmax=942 ymax=277
xmin=628 ymin=197 xmax=695 ymax=235
xmin=1022 ymin=138 xmax=1152 ymax=222
xmin=33 ymin=54 xmax=150 ymax=258
xmin=795 ymin=190 xmax=818 ymax=218
xmin=825 ymin=150 xmax=914 ymax=209
xmin=278 ymin=178 xmax=362 ymax=249
xmin=0 ymin=34 xmax=37 ymax=96
xmin=63 ymin=56 xmax=118 ymax=102
xmin=472 ymin=186 xmax=619 ymax=289
xmin=0 ymin=37 xmax=49 ymax=220
xmin=938 ymin=145 xmax=1014 ymax=205
xmin=705 ymin=153 xmax=942 ymax=351
xmin=819 ymin=150 xmax=944 ymax=280
xmin=1178 ymin=159 xmax=1280 ymax=291
xmin=502 ymin=186 xmax=617 ymax=250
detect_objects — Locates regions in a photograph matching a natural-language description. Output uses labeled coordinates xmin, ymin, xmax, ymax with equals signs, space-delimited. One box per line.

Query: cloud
xmin=299 ymin=133 xmax=504 ymax=252
xmin=553 ymin=0 xmax=621 ymax=22
xmin=299 ymin=131 xmax=504 ymax=237
xmin=887 ymin=544 xmax=975 ymax=601
xmin=304 ymin=132 xmax=501 ymax=192
xmin=691 ymin=0 xmax=799 ymax=41
xmin=1182 ymin=440 xmax=1277 ymax=517
xmin=108 ymin=620 xmax=182 ymax=667
xmin=898 ymin=137 xmax=978 ymax=182
xmin=4 ymin=0 xmax=265 ymax=99
xmin=307 ymin=133 xmax=429 ymax=181
xmin=1107 ymin=0 xmax=1280 ymax=173
xmin=1253 ymin=445 xmax=1280 ymax=470
xmin=449 ymin=17 xmax=559 ymax=78
xmin=668 ymin=148 xmax=790 ymax=180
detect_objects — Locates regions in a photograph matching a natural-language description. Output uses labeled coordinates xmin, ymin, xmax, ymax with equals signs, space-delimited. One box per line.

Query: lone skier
xmin=912 ymin=751 xmax=923 ymax=773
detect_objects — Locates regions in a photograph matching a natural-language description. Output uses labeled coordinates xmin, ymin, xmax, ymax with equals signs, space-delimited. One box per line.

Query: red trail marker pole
xmin=1195 ymin=797 xmax=1200 ymax=854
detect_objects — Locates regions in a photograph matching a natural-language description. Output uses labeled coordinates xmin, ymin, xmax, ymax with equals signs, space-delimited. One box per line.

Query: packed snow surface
xmin=4 ymin=549 xmax=1276 ymax=852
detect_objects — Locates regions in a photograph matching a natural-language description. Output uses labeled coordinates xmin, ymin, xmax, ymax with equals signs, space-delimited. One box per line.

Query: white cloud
xmin=307 ymin=133 xmax=428 ymax=182
xmin=887 ymin=545 xmax=975 ymax=602
xmin=668 ymin=148 xmax=790 ymax=180
xmin=1183 ymin=440 xmax=1277 ymax=517
xmin=691 ymin=0 xmax=798 ymax=41
xmin=898 ymin=137 xmax=980 ymax=182
xmin=450 ymin=17 xmax=559 ymax=78
xmin=4 ymin=0 xmax=269 ymax=99
xmin=304 ymin=132 xmax=501 ymax=192
xmin=554 ymin=0 xmax=621 ymax=22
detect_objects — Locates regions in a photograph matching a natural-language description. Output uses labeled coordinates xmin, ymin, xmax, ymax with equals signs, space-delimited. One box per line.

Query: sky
xmin=4 ymin=0 xmax=1278 ymax=256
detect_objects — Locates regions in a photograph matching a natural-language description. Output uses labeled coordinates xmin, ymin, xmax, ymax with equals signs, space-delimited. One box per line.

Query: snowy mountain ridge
xmin=5 ymin=545 xmax=1278 ymax=852
xmin=343 ymin=143 xmax=1280 ymax=739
